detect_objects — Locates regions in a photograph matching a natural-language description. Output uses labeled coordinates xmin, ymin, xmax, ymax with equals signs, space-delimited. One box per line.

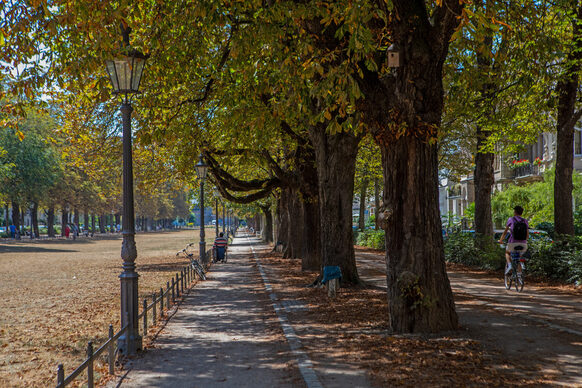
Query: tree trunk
xmin=73 ymin=207 xmax=80 ymax=233
xmin=374 ymin=178 xmax=380 ymax=230
xmin=358 ymin=2 xmax=461 ymax=332
xmin=554 ymin=8 xmax=582 ymax=236
xmin=474 ymin=135 xmax=495 ymax=246
xmin=358 ymin=178 xmax=369 ymax=231
xmin=473 ymin=2 xmax=495 ymax=247
xmin=91 ymin=213 xmax=96 ymax=234
xmin=12 ymin=201 xmax=20 ymax=232
xmin=84 ymin=208 xmax=89 ymax=234
xmin=47 ymin=206 xmax=55 ymax=237
xmin=381 ymin=137 xmax=458 ymax=332
xmin=301 ymin=197 xmax=321 ymax=271
xmin=309 ymin=126 xmax=360 ymax=284
xmin=283 ymin=188 xmax=304 ymax=259
xmin=99 ymin=214 xmax=106 ymax=233
xmin=61 ymin=204 xmax=69 ymax=237
xmin=276 ymin=193 xmax=289 ymax=246
xmin=261 ymin=205 xmax=274 ymax=243
xmin=31 ymin=202 xmax=39 ymax=238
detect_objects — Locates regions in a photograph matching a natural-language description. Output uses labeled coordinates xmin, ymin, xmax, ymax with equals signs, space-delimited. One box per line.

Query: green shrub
xmin=355 ymin=230 xmax=385 ymax=250
xmin=527 ymin=236 xmax=582 ymax=284
xmin=444 ymin=232 xmax=505 ymax=270
xmin=535 ymin=222 xmax=555 ymax=238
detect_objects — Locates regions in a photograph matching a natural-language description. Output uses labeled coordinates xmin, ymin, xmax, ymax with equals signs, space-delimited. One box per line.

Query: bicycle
xmin=504 ymin=246 xmax=526 ymax=292
xmin=176 ymin=243 xmax=206 ymax=280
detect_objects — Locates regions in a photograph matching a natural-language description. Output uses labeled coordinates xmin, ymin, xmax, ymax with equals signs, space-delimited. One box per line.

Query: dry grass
xmin=0 ymin=229 xmax=214 ymax=387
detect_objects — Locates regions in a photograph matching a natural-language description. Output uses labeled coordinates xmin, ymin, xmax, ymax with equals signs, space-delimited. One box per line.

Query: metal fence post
xmin=108 ymin=325 xmax=114 ymax=375
xmin=175 ymin=274 xmax=179 ymax=298
xmin=152 ymin=292 xmax=157 ymax=326
xmin=87 ymin=341 xmax=94 ymax=388
xmin=160 ymin=287 xmax=164 ymax=314
xmin=171 ymin=278 xmax=175 ymax=303
xmin=181 ymin=270 xmax=184 ymax=293
xmin=143 ymin=299 xmax=147 ymax=336
xmin=166 ymin=281 xmax=170 ymax=307
xmin=57 ymin=364 xmax=64 ymax=387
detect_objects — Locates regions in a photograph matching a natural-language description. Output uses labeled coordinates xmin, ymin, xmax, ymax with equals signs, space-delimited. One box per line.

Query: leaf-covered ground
xmin=257 ymin=251 xmax=555 ymax=387
xmin=0 ymin=229 xmax=210 ymax=387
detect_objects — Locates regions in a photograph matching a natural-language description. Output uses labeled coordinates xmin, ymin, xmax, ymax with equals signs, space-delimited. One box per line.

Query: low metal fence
xmin=55 ymin=257 xmax=210 ymax=388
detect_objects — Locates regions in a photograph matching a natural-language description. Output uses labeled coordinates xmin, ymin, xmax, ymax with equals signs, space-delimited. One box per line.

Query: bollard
xmin=57 ymin=364 xmax=64 ymax=387
xmin=108 ymin=325 xmax=114 ymax=375
xmin=171 ymin=278 xmax=175 ymax=303
xmin=143 ymin=299 xmax=148 ymax=336
xmin=87 ymin=341 xmax=94 ymax=388
xmin=160 ymin=287 xmax=164 ymax=314
xmin=152 ymin=292 xmax=157 ymax=326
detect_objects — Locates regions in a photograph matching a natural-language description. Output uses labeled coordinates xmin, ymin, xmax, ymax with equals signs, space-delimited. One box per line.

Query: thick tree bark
xmin=11 ymin=201 xmax=20 ymax=232
xmin=301 ymin=198 xmax=321 ymax=271
xmin=358 ymin=178 xmax=369 ymax=231
xmin=84 ymin=208 xmax=89 ymax=234
xmin=260 ymin=205 xmax=274 ymax=243
xmin=99 ymin=214 xmax=106 ymax=233
xmin=358 ymin=1 xmax=461 ymax=332
xmin=473 ymin=1 xmax=495 ymax=246
xmin=91 ymin=213 xmax=96 ymax=234
xmin=381 ymin=138 xmax=458 ymax=332
xmin=283 ymin=188 xmax=304 ymax=259
xmin=310 ymin=126 xmax=360 ymax=284
xmin=276 ymin=193 xmax=289 ymax=247
xmin=474 ymin=134 xmax=495 ymax=245
xmin=31 ymin=202 xmax=39 ymax=238
xmin=374 ymin=178 xmax=380 ymax=230
xmin=73 ymin=207 xmax=80 ymax=233
xmin=47 ymin=206 xmax=55 ymax=237
xmin=554 ymin=7 xmax=582 ymax=236
xmin=61 ymin=204 xmax=68 ymax=237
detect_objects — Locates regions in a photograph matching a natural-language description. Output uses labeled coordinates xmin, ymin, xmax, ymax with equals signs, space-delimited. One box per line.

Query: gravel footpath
xmin=107 ymin=235 xmax=305 ymax=388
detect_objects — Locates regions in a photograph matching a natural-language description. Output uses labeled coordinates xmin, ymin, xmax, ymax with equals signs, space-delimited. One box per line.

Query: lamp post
xmin=195 ymin=154 xmax=209 ymax=262
xmin=222 ymin=202 xmax=226 ymax=234
xmin=105 ymin=24 xmax=148 ymax=356
xmin=213 ymin=188 xmax=220 ymax=237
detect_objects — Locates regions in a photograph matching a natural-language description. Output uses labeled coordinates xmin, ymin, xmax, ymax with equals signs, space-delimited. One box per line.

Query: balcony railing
xmin=513 ymin=164 xmax=541 ymax=179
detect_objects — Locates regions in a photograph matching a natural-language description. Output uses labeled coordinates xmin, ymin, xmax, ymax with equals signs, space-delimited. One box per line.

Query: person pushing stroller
xmin=213 ymin=232 xmax=228 ymax=263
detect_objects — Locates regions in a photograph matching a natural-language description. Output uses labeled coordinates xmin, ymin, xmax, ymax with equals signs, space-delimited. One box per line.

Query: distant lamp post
xmin=194 ymin=154 xmax=209 ymax=262
xmin=213 ymin=188 xmax=220 ymax=237
xmin=105 ymin=24 xmax=148 ymax=356
xmin=222 ymin=202 xmax=226 ymax=234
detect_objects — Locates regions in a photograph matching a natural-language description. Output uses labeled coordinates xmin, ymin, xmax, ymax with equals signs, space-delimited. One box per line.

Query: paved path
xmin=108 ymin=235 xmax=372 ymax=388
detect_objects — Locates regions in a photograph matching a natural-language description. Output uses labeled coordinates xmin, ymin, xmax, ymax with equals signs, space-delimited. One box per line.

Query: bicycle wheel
xmin=504 ymin=271 xmax=512 ymax=290
xmin=515 ymin=272 xmax=524 ymax=292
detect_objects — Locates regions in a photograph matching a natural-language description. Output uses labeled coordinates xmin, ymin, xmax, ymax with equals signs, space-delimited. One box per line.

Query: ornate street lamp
xmin=194 ymin=154 xmax=209 ymax=262
xmin=222 ymin=201 xmax=226 ymax=234
xmin=213 ymin=188 xmax=220 ymax=237
xmin=105 ymin=24 xmax=148 ymax=356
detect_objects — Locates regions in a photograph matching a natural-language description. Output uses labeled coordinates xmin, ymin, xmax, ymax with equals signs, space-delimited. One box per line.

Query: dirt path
xmin=355 ymin=249 xmax=582 ymax=387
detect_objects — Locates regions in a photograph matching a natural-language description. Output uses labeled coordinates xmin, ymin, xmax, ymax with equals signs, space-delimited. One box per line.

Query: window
xmin=575 ymin=129 xmax=582 ymax=156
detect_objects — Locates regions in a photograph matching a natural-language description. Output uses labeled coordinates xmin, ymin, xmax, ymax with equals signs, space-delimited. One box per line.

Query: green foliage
xmin=355 ymin=229 xmax=385 ymax=250
xmin=526 ymin=236 xmax=582 ymax=285
xmin=444 ymin=232 xmax=505 ymax=270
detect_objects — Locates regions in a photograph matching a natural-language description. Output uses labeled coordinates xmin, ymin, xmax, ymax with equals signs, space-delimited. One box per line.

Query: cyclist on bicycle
xmin=498 ymin=205 xmax=529 ymax=275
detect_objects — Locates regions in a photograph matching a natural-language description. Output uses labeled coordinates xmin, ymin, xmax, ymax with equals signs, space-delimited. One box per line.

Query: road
xmin=355 ymin=248 xmax=582 ymax=386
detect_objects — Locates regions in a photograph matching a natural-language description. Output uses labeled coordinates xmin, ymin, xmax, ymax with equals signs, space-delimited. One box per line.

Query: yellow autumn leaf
xmin=16 ymin=130 xmax=25 ymax=141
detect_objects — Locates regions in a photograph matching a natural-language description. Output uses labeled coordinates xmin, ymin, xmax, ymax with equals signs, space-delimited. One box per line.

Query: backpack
xmin=512 ymin=217 xmax=528 ymax=240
